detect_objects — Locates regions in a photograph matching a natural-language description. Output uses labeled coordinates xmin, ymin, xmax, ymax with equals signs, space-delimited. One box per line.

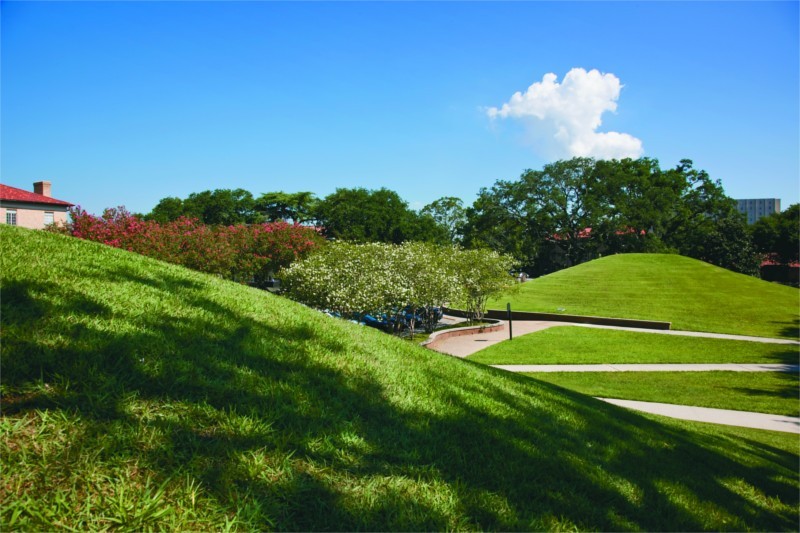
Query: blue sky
xmin=2 ymin=1 xmax=798 ymax=215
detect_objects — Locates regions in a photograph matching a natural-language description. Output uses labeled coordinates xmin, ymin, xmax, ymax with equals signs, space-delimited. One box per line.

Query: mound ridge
xmin=1 ymin=226 xmax=798 ymax=531
xmin=491 ymin=253 xmax=799 ymax=338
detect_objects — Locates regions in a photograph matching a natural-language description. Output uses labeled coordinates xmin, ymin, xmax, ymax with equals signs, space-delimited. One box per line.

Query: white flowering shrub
xmin=281 ymin=241 xmax=517 ymax=334
xmin=451 ymin=248 xmax=518 ymax=322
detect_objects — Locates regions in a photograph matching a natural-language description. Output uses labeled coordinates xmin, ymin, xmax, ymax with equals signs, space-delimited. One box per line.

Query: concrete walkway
xmin=597 ymin=398 xmax=800 ymax=434
xmin=491 ymin=363 xmax=800 ymax=373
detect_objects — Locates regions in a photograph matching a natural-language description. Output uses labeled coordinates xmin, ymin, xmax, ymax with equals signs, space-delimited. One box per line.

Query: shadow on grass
xmin=730 ymin=371 xmax=800 ymax=417
xmin=776 ymin=318 xmax=800 ymax=340
xmin=2 ymin=262 xmax=799 ymax=531
xmin=767 ymin=348 xmax=800 ymax=364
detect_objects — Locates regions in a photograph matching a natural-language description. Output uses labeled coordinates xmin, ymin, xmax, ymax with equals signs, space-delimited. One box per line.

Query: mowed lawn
xmin=467 ymin=326 xmax=800 ymax=365
xmin=526 ymin=372 xmax=800 ymax=417
xmin=2 ymin=226 xmax=799 ymax=531
xmin=487 ymin=253 xmax=800 ymax=338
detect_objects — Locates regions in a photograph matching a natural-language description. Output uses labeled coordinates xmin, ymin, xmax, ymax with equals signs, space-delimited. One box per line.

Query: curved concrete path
xmin=491 ymin=363 xmax=800 ymax=373
xmin=598 ymin=398 xmax=800 ymax=434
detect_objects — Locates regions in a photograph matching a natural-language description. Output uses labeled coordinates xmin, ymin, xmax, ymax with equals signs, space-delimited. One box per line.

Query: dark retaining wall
xmin=443 ymin=307 xmax=671 ymax=331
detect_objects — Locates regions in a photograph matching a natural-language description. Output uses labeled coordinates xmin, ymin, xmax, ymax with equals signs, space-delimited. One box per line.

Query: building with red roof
xmin=0 ymin=181 xmax=74 ymax=229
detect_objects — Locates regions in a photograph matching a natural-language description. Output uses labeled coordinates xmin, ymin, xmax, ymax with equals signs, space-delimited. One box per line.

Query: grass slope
xmin=488 ymin=254 xmax=800 ymax=338
xmin=2 ymin=226 xmax=799 ymax=531
xmin=468 ymin=326 xmax=800 ymax=365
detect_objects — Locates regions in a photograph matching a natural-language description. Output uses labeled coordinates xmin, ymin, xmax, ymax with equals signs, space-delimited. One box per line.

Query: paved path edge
xmin=597 ymin=397 xmax=800 ymax=434
xmin=491 ymin=363 xmax=800 ymax=373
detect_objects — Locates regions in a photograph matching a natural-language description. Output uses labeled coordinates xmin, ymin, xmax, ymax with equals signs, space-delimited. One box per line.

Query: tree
xmin=421 ymin=197 xmax=467 ymax=244
xmin=462 ymin=158 xmax=605 ymax=275
xmin=752 ymin=203 xmax=800 ymax=265
xmin=462 ymin=182 xmax=540 ymax=273
xmin=280 ymin=242 xmax=516 ymax=334
xmin=255 ymin=191 xmax=318 ymax=224
xmin=281 ymin=242 xmax=413 ymax=323
xmin=691 ymin=215 xmax=760 ymax=276
xmin=519 ymin=157 xmax=607 ymax=267
xmin=314 ymin=187 xmax=447 ymax=244
xmin=147 ymin=196 xmax=185 ymax=223
xmin=592 ymin=157 xmax=682 ymax=253
xmin=462 ymin=157 xmax=761 ymax=277
xmin=452 ymin=248 xmax=518 ymax=322
xmin=185 ymin=188 xmax=258 ymax=225
xmin=146 ymin=189 xmax=258 ymax=225
xmin=653 ymin=160 xmax=760 ymax=274
xmin=400 ymin=242 xmax=462 ymax=333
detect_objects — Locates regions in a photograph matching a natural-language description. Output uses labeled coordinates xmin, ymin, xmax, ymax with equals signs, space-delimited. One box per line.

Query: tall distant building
xmin=736 ymin=198 xmax=781 ymax=224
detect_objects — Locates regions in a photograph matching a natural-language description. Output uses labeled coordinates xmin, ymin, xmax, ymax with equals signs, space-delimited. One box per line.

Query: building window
xmin=44 ymin=211 xmax=54 ymax=225
xmin=6 ymin=209 xmax=17 ymax=225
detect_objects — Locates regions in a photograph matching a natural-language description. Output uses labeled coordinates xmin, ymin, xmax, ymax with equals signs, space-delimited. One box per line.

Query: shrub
xmin=54 ymin=206 xmax=322 ymax=285
xmin=281 ymin=241 xmax=516 ymax=334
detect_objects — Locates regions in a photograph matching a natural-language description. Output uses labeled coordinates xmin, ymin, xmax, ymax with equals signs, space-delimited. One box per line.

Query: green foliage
xmin=753 ymin=203 xmax=800 ymax=265
xmin=1 ymin=225 xmax=798 ymax=531
xmin=313 ymin=187 xmax=448 ymax=244
xmin=146 ymin=196 xmax=185 ymax=223
xmin=281 ymin=242 xmax=515 ymax=333
xmin=147 ymin=188 xmax=259 ymax=225
xmin=463 ymin=157 xmax=760 ymax=276
xmin=592 ymin=157 xmax=685 ymax=253
xmin=453 ymin=248 xmax=518 ymax=322
xmin=489 ymin=253 xmax=800 ymax=338
xmin=255 ymin=191 xmax=319 ymax=224
xmin=683 ymin=214 xmax=760 ymax=276
xmin=281 ymin=241 xmax=408 ymax=320
xmin=420 ymin=196 xmax=467 ymax=244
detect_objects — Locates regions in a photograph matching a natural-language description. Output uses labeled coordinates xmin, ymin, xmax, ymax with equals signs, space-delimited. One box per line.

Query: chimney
xmin=34 ymin=181 xmax=52 ymax=197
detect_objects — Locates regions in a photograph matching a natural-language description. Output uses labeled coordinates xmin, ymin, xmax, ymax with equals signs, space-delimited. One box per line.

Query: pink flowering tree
xmin=55 ymin=206 xmax=323 ymax=286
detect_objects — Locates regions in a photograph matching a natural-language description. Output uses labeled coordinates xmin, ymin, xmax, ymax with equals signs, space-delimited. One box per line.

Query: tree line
xmin=145 ymin=157 xmax=799 ymax=278
xmin=147 ymin=187 xmax=449 ymax=244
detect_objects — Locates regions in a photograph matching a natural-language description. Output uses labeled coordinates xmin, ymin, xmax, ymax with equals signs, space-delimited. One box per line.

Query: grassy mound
xmin=489 ymin=253 xmax=800 ymax=338
xmin=2 ymin=226 xmax=798 ymax=531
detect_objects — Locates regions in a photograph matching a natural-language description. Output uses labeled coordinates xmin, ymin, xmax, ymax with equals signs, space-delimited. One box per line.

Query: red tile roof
xmin=0 ymin=184 xmax=73 ymax=207
xmin=760 ymin=256 xmax=800 ymax=268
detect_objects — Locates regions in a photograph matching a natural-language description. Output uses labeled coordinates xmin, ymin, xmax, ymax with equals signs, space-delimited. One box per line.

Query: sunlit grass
xmin=2 ymin=226 xmax=798 ymax=531
xmin=525 ymin=371 xmax=800 ymax=417
xmin=468 ymin=326 xmax=800 ymax=365
xmin=489 ymin=253 xmax=800 ymax=338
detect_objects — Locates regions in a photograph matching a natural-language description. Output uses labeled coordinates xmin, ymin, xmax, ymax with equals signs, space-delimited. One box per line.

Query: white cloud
xmin=486 ymin=68 xmax=644 ymax=160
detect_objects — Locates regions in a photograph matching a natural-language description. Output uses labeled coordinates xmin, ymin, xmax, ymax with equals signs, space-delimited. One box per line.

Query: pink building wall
xmin=1 ymin=205 xmax=69 ymax=230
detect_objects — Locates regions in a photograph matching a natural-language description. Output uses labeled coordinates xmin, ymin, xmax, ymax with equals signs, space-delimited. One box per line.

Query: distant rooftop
xmin=0 ymin=183 xmax=73 ymax=207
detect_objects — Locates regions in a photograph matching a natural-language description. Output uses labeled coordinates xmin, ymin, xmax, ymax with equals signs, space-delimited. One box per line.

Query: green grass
xmin=489 ymin=253 xmax=800 ymax=338
xmin=468 ymin=326 xmax=800 ymax=365
xmin=524 ymin=372 xmax=800 ymax=417
xmin=2 ymin=226 xmax=799 ymax=531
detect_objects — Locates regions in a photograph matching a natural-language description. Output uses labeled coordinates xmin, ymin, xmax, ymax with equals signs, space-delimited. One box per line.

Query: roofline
xmin=0 ymin=199 xmax=74 ymax=208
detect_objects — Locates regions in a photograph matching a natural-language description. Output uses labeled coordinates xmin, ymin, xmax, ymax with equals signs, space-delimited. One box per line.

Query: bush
xmin=281 ymin=241 xmax=516 ymax=334
xmin=54 ymin=206 xmax=323 ymax=285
